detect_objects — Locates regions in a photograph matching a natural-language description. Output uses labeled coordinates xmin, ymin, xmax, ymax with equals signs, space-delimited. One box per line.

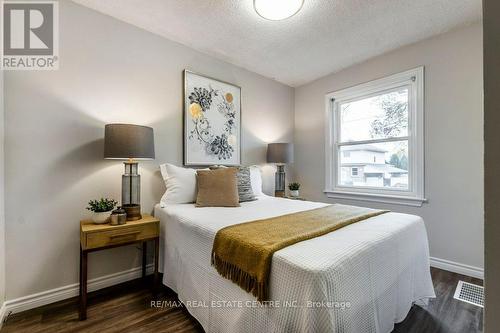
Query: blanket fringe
xmin=211 ymin=253 xmax=268 ymax=302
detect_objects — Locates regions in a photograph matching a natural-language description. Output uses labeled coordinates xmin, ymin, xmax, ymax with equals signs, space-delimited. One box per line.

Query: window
xmin=324 ymin=67 xmax=425 ymax=206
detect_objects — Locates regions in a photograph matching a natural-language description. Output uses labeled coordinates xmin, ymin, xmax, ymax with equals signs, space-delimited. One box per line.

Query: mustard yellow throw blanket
xmin=211 ymin=204 xmax=388 ymax=301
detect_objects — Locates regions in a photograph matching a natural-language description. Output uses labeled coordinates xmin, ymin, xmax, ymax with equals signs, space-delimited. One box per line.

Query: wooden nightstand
xmin=79 ymin=214 xmax=160 ymax=320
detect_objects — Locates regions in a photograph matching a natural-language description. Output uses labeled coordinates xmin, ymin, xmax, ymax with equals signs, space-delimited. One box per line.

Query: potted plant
xmin=87 ymin=198 xmax=118 ymax=224
xmin=288 ymin=182 xmax=301 ymax=197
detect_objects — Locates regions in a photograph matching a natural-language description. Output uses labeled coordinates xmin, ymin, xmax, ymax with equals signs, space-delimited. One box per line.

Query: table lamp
xmin=267 ymin=143 xmax=294 ymax=197
xmin=104 ymin=124 xmax=155 ymax=221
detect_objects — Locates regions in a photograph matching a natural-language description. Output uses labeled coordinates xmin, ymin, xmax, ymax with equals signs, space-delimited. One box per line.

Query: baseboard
xmin=3 ymin=264 xmax=154 ymax=316
xmin=0 ymin=302 xmax=6 ymax=330
xmin=430 ymin=257 xmax=483 ymax=279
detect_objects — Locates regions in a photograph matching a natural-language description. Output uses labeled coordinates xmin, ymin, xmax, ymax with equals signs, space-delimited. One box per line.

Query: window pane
xmin=340 ymin=88 xmax=408 ymax=142
xmin=339 ymin=141 xmax=409 ymax=190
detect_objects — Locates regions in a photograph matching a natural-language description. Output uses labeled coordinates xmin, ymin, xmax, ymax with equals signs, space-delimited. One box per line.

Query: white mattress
xmin=154 ymin=195 xmax=435 ymax=333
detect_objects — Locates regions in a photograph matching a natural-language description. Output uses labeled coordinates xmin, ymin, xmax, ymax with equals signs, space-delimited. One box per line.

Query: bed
xmin=154 ymin=195 xmax=435 ymax=333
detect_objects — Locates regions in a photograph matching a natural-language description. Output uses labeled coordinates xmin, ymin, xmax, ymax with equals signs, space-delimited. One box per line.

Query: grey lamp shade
xmin=267 ymin=143 xmax=294 ymax=164
xmin=104 ymin=124 xmax=155 ymax=160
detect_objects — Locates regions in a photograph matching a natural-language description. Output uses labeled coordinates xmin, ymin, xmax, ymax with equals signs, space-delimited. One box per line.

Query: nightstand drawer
xmin=84 ymin=223 xmax=158 ymax=250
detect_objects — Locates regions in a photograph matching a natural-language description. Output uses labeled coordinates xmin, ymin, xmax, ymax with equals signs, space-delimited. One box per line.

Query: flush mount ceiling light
xmin=254 ymin=0 xmax=304 ymax=21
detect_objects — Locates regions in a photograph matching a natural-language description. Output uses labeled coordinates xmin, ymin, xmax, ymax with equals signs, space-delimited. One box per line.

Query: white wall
xmin=294 ymin=23 xmax=484 ymax=271
xmin=4 ymin=1 xmax=294 ymax=300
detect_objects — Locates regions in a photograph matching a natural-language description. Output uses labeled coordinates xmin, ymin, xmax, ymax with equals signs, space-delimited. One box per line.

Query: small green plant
xmin=288 ymin=182 xmax=300 ymax=191
xmin=87 ymin=198 xmax=117 ymax=213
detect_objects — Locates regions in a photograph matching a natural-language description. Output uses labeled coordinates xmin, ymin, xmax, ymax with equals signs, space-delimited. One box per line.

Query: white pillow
xmin=249 ymin=165 xmax=263 ymax=197
xmin=160 ymin=163 xmax=197 ymax=204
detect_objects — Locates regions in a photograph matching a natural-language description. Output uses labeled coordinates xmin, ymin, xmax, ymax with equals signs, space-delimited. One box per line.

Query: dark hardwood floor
xmin=1 ymin=277 xmax=204 ymax=333
xmin=393 ymin=268 xmax=483 ymax=333
xmin=1 ymin=268 xmax=482 ymax=333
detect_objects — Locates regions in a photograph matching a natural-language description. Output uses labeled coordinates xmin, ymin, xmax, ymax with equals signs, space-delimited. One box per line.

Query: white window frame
xmin=324 ymin=67 xmax=426 ymax=207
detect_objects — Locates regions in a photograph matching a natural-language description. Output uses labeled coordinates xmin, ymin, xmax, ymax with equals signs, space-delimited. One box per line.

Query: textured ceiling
xmin=71 ymin=0 xmax=481 ymax=87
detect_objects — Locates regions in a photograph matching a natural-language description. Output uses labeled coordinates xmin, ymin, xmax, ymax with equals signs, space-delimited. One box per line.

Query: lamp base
xmin=275 ymin=164 xmax=286 ymax=197
xmin=123 ymin=204 xmax=142 ymax=221
xmin=122 ymin=161 xmax=140 ymax=207
xmin=275 ymin=190 xmax=285 ymax=197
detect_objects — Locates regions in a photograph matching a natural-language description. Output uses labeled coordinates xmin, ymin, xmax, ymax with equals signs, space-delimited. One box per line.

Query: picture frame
xmin=183 ymin=70 xmax=241 ymax=166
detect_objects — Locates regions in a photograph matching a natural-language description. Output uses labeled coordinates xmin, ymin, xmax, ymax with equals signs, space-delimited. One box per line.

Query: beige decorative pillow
xmin=196 ymin=168 xmax=240 ymax=207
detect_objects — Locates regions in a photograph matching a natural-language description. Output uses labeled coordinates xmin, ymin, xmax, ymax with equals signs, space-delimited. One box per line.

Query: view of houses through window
xmin=338 ymin=88 xmax=409 ymax=190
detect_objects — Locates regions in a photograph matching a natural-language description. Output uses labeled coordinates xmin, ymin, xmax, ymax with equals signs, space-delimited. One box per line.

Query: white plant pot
xmin=92 ymin=211 xmax=112 ymax=224
xmin=290 ymin=190 xmax=299 ymax=197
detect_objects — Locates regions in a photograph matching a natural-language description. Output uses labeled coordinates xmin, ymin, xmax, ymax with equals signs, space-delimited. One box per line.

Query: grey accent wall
xmin=294 ymin=23 xmax=483 ymax=270
xmin=0 ymin=62 xmax=5 ymax=310
xmin=4 ymin=1 xmax=294 ymax=300
xmin=483 ymin=0 xmax=500 ymax=330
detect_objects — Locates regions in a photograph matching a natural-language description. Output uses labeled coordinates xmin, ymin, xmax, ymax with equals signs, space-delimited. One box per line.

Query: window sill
xmin=324 ymin=189 xmax=427 ymax=207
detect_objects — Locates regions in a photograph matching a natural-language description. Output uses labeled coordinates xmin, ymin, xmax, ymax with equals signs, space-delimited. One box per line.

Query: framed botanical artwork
xmin=183 ymin=70 xmax=241 ymax=166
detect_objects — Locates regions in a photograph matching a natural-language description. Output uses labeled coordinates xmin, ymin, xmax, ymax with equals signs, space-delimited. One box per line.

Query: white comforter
xmin=154 ymin=196 xmax=435 ymax=333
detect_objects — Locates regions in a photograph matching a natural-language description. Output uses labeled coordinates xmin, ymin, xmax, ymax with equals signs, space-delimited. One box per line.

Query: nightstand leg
xmin=142 ymin=241 xmax=147 ymax=279
xmin=154 ymin=237 xmax=159 ymax=294
xmin=79 ymin=248 xmax=82 ymax=296
xmin=79 ymin=249 xmax=87 ymax=320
